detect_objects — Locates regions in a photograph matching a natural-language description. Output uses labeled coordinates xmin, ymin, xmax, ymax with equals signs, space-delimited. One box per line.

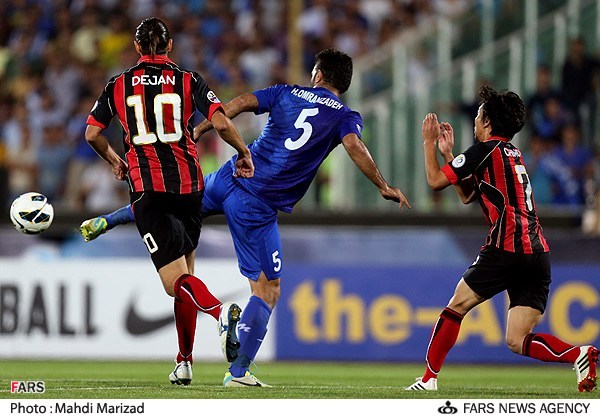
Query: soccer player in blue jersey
xmin=80 ymin=48 xmax=411 ymax=387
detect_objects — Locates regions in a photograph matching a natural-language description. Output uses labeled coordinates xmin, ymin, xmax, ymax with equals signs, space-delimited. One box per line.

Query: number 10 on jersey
xmin=127 ymin=93 xmax=182 ymax=145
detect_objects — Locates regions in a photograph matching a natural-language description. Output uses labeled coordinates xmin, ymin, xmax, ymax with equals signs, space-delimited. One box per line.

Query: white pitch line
xmin=0 ymin=384 xmax=401 ymax=393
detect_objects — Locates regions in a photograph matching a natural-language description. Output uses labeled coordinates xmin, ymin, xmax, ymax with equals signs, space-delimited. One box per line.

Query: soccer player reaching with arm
xmin=81 ymin=49 xmax=410 ymax=387
xmin=343 ymin=133 xmax=411 ymax=206
xmin=84 ymin=17 xmax=253 ymax=386
xmin=406 ymin=86 xmax=597 ymax=392
xmin=195 ymin=94 xmax=410 ymax=208
xmin=86 ymin=111 xmax=253 ymax=181
xmin=194 ymin=93 xmax=259 ymax=139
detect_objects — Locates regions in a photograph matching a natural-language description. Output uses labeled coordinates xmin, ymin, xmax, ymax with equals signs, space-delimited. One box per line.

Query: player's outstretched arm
xmin=342 ymin=133 xmax=411 ymax=209
xmin=194 ymin=93 xmax=259 ymax=140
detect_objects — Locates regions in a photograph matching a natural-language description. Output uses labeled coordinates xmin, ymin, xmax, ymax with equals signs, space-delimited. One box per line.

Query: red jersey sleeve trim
xmin=441 ymin=164 xmax=459 ymax=184
xmin=86 ymin=115 xmax=107 ymax=129
xmin=207 ymin=103 xmax=224 ymax=122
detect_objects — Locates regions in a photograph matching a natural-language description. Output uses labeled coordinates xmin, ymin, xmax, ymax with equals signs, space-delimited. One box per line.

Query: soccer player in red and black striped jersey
xmin=85 ymin=17 xmax=253 ymax=384
xmin=405 ymin=86 xmax=597 ymax=392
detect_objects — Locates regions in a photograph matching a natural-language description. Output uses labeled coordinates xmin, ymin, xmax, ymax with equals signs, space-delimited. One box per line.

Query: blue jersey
xmin=229 ymin=84 xmax=363 ymax=212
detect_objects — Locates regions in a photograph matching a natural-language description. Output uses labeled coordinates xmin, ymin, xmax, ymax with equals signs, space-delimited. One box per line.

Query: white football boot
xmin=169 ymin=360 xmax=192 ymax=386
xmin=574 ymin=345 xmax=598 ymax=392
xmin=405 ymin=377 xmax=438 ymax=391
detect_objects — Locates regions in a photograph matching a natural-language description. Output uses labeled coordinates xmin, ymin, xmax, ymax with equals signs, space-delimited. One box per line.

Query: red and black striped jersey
xmin=87 ymin=55 xmax=223 ymax=194
xmin=441 ymin=136 xmax=550 ymax=254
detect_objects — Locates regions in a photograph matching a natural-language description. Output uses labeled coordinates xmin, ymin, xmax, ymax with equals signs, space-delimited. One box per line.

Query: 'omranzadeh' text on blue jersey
xmin=230 ymin=84 xmax=363 ymax=213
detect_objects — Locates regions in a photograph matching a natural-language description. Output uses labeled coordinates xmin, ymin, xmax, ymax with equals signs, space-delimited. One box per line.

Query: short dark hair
xmin=314 ymin=48 xmax=353 ymax=94
xmin=479 ymin=85 xmax=526 ymax=139
xmin=135 ymin=17 xmax=170 ymax=56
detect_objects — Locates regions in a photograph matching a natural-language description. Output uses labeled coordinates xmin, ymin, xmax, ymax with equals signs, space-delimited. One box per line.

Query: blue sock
xmin=229 ymin=295 xmax=271 ymax=377
xmin=104 ymin=205 xmax=135 ymax=230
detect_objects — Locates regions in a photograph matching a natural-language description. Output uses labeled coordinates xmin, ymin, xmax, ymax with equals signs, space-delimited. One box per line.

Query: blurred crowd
xmin=4 ymin=0 xmax=597 ymax=234
xmin=521 ymin=36 xmax=600 ymax=235
xmin=0 ymin=0 xmax=469 ymax=213
xmin=430 ymin=33 xmax=600 ymax=236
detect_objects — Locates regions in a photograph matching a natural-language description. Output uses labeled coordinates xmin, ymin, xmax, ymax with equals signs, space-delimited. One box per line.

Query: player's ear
xmin=316 ymin=69 xmax=324 ymax=83
xmin=134 ymin=41 xmax=142 ymax=55
xmin=312 ymin=68 xmax=322 ymax=84
xmin=166 ymin=38 xmax=173 ymax=53
xmin=482 ymin=116 xmax=491 ymax=129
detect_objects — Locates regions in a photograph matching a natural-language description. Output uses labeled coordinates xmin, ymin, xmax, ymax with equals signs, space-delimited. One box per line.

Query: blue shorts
xmin=202 ymin=164 xmax=282 ymax=281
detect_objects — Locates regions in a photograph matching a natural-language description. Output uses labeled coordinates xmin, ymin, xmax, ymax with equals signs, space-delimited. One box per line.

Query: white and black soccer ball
xmin=9 ymin=192 xmax=54 ymax=234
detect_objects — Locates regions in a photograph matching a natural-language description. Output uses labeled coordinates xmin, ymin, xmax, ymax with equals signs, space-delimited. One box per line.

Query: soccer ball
xmin=9 ymin=192 xmax=54 ymax=234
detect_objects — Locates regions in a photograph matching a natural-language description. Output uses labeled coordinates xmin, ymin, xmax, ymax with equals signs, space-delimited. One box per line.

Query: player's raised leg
xmin=508 ymin=306 xmax=598 ymax=392
xmin=167 ymin=272 xmax=222 ymax=321
xmin=169 ymin=253 xmax=242 ymax=383
xmin=79 ymin=205 xmax=134 ymax=242
xmin=574 ymin=346 xmax=598 ymax=392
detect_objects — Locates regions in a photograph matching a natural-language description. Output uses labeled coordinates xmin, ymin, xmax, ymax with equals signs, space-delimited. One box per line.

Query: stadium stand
xmin=0 ymin=0 xmax=598 ymax=231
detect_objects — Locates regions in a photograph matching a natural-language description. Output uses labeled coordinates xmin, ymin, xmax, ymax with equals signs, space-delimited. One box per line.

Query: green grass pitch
xmin=0 ymin=360 xmax=598 ymax=399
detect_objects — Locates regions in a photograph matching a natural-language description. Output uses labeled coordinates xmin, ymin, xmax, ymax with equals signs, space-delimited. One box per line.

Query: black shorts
xmin=462 ymin=246 xmax=551 ymax=313
xmin=130 ymin=191 xmax=203 ymax=270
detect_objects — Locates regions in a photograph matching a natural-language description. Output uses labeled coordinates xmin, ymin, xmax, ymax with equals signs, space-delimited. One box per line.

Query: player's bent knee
xmin=162 ymin=282 xmax=176 ymax=298
xmin=159 ymin=275 xmax=179 ymax=298
xmin=506 ymin=335 xmax=524 ymax=354
xmin=446 ymin=299 xmax=475 ymax=316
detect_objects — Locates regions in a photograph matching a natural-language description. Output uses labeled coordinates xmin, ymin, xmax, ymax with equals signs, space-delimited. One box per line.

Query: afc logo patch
xmin=207 ymin=91 xmax=221 ymax=104
xmin=451 ymin=154 xmax=466 ymax=168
